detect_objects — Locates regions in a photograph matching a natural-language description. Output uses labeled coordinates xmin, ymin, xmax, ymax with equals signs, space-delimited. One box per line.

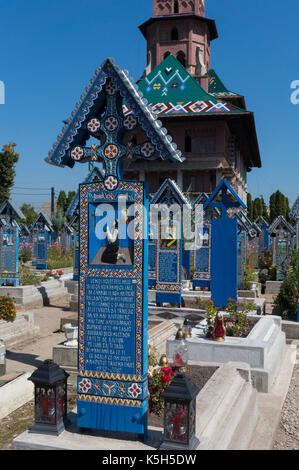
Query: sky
xmin=0 ymin=0 xmax=298 ymax=211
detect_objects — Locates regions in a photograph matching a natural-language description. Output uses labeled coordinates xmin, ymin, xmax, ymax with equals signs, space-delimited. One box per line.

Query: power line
xmin=13 ymin=186 xmax=52 ymax=191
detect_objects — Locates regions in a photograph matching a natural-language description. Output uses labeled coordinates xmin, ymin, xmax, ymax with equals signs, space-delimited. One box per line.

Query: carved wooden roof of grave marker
xmin=30 ymin=212 xmax=54 ymax=233
xmin=192 ymin=192 xmax=220 ymax=218
xmin=46 ymin=58 xmax=184 ymax=192
xmin=234 ymin=210 xmax=258 ymax=238
xmin=255 ymin=216 xmax=270 ymax=229
xmin=0 ymin=200 xmax=25 ymax=222
xmin=151 ymin=178 xmax=192 ymax=209
xmin=268 ymin=215 xmax=296 ymax=236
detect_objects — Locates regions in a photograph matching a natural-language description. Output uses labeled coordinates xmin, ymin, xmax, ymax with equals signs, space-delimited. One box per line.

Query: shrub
xmin=244 ymin=264 xmax=258 ymax=289
xmin=47 ymin=244 xmax=73 ymax=270
xmin=0 ymin=294 xmax=17 ymax=322
xmin=275 ymin=269 xmax=298 ymax=321
xmin=19 ymin=267 xmax=49 ymax=286
xmin=258 ymin=250 xmax=273 ymax=270
xmin=19 ymin=243 xmax=33 ymax=263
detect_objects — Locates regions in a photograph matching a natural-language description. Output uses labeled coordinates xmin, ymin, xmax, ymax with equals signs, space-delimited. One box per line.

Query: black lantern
xmin=28 ymin=359 xmax=69 ymax=436
xmin=160 ymin=373 xmax=200 ymax=450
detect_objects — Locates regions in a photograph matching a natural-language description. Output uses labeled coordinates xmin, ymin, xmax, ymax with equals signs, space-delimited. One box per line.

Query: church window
xmin=171 ymin=27 xmax=179 ymax=41
xmin=185 ymin=135 xmax=192 ymax=152
xmin=174 ymin=1 xmax=179 ymax=13
xmin=177 ymin=51 xmax=186 ymax=67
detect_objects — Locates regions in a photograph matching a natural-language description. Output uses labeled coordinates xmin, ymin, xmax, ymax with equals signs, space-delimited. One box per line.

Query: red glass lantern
xmin=160 ymin=373 xmax=199 ymax=450
xmin=28 ymin=359 xmax=69 ymax=436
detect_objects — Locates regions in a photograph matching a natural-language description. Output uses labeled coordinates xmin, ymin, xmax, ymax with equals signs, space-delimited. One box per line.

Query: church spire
xmin=140 ymin=0 xmax=217 ymax=91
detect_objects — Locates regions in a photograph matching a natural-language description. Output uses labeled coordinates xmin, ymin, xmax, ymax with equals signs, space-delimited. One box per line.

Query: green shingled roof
xmin=208 ymin=69 xmax=240 ymax=98
xmin=136 ymin=55 xmax=245 ymax=117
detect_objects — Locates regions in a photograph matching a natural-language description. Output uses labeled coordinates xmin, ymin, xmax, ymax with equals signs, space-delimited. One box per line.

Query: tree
xmin=50 ymin=207 xmax=66 ymax=233
xmin=56 ymin=190 xmax=76 ymax=220
xmin=0 ymin=143 xmax=19 ymax=205
xmin=20 ymin=203 xmax=37 ymax=227
xmin=57 ymin=190 xmax=67 ymax=214
xmin=269 ymin=190 xmax=291 ymax=223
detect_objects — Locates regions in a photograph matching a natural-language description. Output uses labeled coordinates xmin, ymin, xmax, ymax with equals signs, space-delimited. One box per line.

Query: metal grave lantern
xmin=45 ymin=58 xmax=184 ymax=440
xmin=160 ymin=373 xmax=200 ymax=450
xmin=28 ymin=359 xmax=69 ymax=436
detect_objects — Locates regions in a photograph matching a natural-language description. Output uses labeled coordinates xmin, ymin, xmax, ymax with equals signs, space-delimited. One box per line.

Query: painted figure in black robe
xmin=101 ymin=219 xmax=126 ymax=265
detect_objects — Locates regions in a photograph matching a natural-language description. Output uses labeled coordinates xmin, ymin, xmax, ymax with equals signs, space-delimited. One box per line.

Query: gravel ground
xmin=272 ymin=345 xmax=299 ymax=450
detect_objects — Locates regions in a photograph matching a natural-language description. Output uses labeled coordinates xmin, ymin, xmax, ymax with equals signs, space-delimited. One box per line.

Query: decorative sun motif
xmin=87 ymin=118 xmax=101 ymax=133
xmin=104 ymin=144 xmax=119 ymax=159
xmin=70 ymin=146 xmax=84 ymax=161
xmin=141 ymin=142 xmax=155 ymax=157
xmin=105 ymin=81 xmax=117 ymax=95
xmin=128 ymin=383 xmax=142 ymax=398
xmin=104 ymin=116 xmax=119 ymax=132
xmin=124 ymin=115 xmax=137 ymax=130
xmin=104 ymin=175 xmax=118 ymax=191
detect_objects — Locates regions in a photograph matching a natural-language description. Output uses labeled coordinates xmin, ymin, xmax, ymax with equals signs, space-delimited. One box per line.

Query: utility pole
xmin=51 ymin=187 xmax=55 ymax=216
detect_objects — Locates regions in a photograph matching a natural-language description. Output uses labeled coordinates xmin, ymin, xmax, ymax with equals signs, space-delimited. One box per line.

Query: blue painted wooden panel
xmin=211 ymin=217 xmax=238 ymax=307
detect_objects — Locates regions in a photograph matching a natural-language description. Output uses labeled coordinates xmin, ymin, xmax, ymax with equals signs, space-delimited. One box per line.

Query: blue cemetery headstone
xmin=290 ymin=197 xmax=299 ymax=321
xmin=19 ymin=223 xmax=30 ymax=245
xmin=0 ymin=201 xmax=24 ymax=287
xmin=151 ymin=179 xmax=191 ymax=307
xmin=31 ymin=213 xmax=53 ymax=270
xmin=60 ymin=224 xmax=74 ymax=253
xmin=148 ymin=220 xmax=157 ymax=288
xmin=250 ymin=222 xmax=262 ymax=268
xmin=45 ymin=58 xmax=184 ymax=439
xmin=192 ymin=193 xmax=219 ymax=290
xmin=268 ymin=216 xmax=296 ymax=281
xmin=255 ymin=216 xmax=270 ymax=252
xmin=203 ymin=179 xmax=246 ymax=307
xmin=234 ymin=211 xmax=258 ymax=287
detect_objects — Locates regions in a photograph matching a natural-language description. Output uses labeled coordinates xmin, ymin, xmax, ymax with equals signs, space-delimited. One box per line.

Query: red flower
xmin=161 ymin=366 xmax=173 ymax=376
xmin=161 ymin=375 xmax=170 ymax=384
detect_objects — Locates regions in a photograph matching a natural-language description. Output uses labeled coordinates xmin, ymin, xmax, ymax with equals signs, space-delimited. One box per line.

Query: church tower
xmin=139 ymin=0 xmax=218 ymax=90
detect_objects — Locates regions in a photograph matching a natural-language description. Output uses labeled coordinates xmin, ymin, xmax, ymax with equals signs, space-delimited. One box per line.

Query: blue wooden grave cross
xmin=45 ymin=58 xmax=183 ymax=441
xmin=0 ymin=200 xmax=25 ymax=287
xmin=290 ymin=197 xmax=299 ymax=321
xmin=203 ymin=178 xmax=246 ymax=307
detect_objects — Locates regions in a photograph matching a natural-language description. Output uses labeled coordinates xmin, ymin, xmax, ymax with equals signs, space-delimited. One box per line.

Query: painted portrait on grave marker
xmin=89 ymin=202 xmax=135 ymax=266
xmin=160 ymin=224 xmax=178 ymax=250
